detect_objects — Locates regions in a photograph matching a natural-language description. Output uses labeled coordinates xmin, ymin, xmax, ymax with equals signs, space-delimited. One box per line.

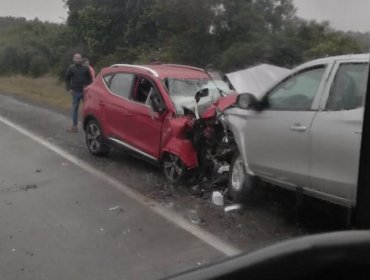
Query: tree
xmin=29 ymin=55 xmax=49 ymax=77
xmin=0 ymin=1 xmax=368 ymax=78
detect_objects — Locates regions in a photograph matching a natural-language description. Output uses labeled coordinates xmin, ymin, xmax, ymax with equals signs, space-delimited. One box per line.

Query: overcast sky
xmin=0 ymin=0 xmax=369 ymax=32
xmin=294 ymin=0 xmax=370 ymax=32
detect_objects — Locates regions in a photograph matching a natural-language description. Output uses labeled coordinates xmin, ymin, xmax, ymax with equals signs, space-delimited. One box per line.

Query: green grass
xmin=0 ymin=75 xmax=71 ymax=112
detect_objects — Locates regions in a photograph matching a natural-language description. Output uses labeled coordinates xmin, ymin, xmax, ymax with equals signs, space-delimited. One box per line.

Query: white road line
xmin=0 ymin=115 xmax=242 ymax=257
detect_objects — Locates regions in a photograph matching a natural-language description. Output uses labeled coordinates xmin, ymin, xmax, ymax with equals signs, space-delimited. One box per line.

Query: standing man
xmin=65 ymin=53 xmax=92 ymax=133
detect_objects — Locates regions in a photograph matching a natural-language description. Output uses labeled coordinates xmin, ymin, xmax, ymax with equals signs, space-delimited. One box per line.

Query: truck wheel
xmin=163 ymin=153 xmax=186 ymax=185
xmin=228 ymin=150 xmax=255 ymax=202
xmin=85 ymin=120 xmax=110 ymax=157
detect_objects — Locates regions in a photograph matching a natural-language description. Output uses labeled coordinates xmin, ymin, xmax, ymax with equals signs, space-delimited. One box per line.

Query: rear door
xmin=310 ymin=60 xmax=368 ymax=207
xmin=245 ymin=64 xmax=331 ymax=189
xmin=104 ymin=72 xmax=135 ymax=140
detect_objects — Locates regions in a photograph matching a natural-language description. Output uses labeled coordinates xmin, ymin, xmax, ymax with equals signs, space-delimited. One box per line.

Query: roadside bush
xmin=29 ymin=55 xmax=49 ymax=78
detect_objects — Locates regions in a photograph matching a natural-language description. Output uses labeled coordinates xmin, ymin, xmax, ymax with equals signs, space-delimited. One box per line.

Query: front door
xmin=245 ymin=65 xmax=329 ymax=189
xmin=123 ymin=77 xmax=165 ymax=159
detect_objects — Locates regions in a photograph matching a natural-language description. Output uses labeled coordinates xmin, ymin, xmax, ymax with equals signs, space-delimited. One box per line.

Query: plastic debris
xmin=109 ymin=206 xmax=124 ymax=213
xmin=212 ymin=191 xmax=224 ymax=206
xmin=35 ymin=169 xmax=42 ymax=173
xmin=224 ymin=204 xmax=243 ymax=213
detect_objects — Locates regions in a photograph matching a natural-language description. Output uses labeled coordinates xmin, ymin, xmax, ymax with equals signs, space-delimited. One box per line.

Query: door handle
xmin=99 ymin=101 xmax=105 ymax=107
xmin=290 ymin=124 xmax=307 ymax=132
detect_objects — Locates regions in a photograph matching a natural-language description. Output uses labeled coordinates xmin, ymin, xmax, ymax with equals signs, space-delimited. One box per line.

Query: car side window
xmin=109 ymin=73 xmax=135 ymax=99
xmin=266 ymin=66 xmax=326 ymax=111
xmin=133 ymin=77 xmax=159 ymax=104
xmin=326 ymin=63 xmax=368 ymax=111
xmin=103 ymin=74 xmax=113 ymax=86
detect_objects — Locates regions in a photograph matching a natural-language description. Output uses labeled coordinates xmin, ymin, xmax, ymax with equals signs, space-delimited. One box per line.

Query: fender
xmin=161 ymin=138 xmax=198 ymax=169
xmin=224 ymin=108 xmax=255 ymax=176
xmin=160 ymin=116 xmax=199 ymax=169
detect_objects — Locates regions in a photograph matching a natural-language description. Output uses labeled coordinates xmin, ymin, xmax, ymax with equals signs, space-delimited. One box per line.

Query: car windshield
xmin=165 ymin=78 xmax=232 ymax=114
xmin=1 ymin=0 xmax=370 ymax=279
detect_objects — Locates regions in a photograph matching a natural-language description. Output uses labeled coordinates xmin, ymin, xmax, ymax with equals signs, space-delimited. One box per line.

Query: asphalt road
xmin=0 ymin=118 xmax=229 ymax=280
xmin=0 ymin=93 xmax=346 ymax=279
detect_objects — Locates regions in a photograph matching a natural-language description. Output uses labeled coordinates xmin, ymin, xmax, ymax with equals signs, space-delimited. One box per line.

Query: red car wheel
xmin=163 ymin=153 xmax=186 ymax=184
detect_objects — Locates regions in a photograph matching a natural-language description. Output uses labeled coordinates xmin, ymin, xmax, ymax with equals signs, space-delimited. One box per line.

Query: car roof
xmin=108 ymin=63 xmax=209 ymax=80
xmin=296 ymin=53 xmax=370 ymax=70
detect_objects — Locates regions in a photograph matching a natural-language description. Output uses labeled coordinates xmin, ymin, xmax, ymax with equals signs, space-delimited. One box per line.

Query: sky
xmin=0 ymin=0 xmax=67 ymax=23
xmin=294 ymin=0 xmax=370 ymax=32
xmin=0 ymin=0 xmax=369 ymax=32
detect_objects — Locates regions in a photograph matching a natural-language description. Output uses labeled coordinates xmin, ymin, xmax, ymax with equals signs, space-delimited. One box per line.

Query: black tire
xmin=228 ymin=150 xmax=256 ymax=202
xmin=162 ymin=153 xmax=186 ymax=185
xmin=85 ymin=120 xmax=110 ymax=157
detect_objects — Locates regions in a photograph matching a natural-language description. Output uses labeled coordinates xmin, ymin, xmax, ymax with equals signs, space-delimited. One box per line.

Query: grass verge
xmin=0 ymin=75 xmax=71 ymax=112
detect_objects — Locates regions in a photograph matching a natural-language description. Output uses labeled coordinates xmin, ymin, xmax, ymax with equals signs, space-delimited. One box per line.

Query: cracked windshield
xmin=0 ymin=0 xmax=370 ymax=279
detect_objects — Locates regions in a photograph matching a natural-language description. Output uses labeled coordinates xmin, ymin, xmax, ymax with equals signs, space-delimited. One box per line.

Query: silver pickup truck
xmin=224 ymin=54 xmax=369 ymax=208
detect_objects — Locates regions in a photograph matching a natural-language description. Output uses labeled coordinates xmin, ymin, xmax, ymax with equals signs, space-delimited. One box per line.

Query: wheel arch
xmin=83 ymin=114 xmax=100 ymax=131
xmin=161 ymin=139 xmax=198 ymax=169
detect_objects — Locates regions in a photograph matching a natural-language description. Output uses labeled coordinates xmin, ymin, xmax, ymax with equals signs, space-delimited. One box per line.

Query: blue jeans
xmin=71 ymin=91 xmax=83 ymax=126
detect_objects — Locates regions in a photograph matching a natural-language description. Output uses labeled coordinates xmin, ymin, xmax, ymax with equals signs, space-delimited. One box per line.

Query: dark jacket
xmin=65 ymin=64 xmax=92 ymax=92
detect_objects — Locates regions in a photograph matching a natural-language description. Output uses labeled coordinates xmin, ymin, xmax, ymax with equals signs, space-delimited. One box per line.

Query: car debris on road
xmin=187 ymin=210 xmax=205 ymax=225
xmin=212 ymin=191 xmax=224 ymax=206
xmin=23 ymin=184 xmax=38 ymax=191
xmin=225 ymin=204 xmax=243 ymax=213
xmin=109 ymin=205 xmax=124 ymax=213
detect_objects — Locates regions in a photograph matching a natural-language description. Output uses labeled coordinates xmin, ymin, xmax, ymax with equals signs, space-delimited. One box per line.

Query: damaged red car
xmin=83 ymin=63 xmax=237 ymax=183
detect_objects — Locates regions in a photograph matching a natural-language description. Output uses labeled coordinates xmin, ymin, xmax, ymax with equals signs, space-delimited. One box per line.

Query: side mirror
xmin=195 ymin=88 xmax=209 ymax=103
xmin=237 ymin=93 xmax=260 ymax=110
xmin=150 ymin=94 xmax=166 ymax=113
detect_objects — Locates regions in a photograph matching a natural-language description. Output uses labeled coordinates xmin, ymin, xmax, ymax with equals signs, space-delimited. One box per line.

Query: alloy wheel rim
xmin=164 ymin=154 xmax=183 ymax=181
xmin=231 ymin=156 xmax=244 ymax=192
xmin=87 ymin=123 xmax=102 ymax=153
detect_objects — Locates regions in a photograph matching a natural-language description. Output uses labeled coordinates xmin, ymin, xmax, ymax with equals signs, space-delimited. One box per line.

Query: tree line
xmin=0 ymin=0 xmax=369 ymax=78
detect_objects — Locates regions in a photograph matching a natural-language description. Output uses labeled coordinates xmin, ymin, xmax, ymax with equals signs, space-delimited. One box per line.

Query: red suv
xmin=83 ymin=64 xmax=236 ymax=183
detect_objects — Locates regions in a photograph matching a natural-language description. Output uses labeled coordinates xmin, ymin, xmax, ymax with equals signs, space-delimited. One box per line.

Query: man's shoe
xmin=67 ymin=126 xmax=78 ymax=133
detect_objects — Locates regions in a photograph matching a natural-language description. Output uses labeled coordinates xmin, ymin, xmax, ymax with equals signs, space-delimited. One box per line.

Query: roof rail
xmin=161 ymin=64 xmax=205 ymax=73
xmin=110 ymin=64 xmax=159 ymax=77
